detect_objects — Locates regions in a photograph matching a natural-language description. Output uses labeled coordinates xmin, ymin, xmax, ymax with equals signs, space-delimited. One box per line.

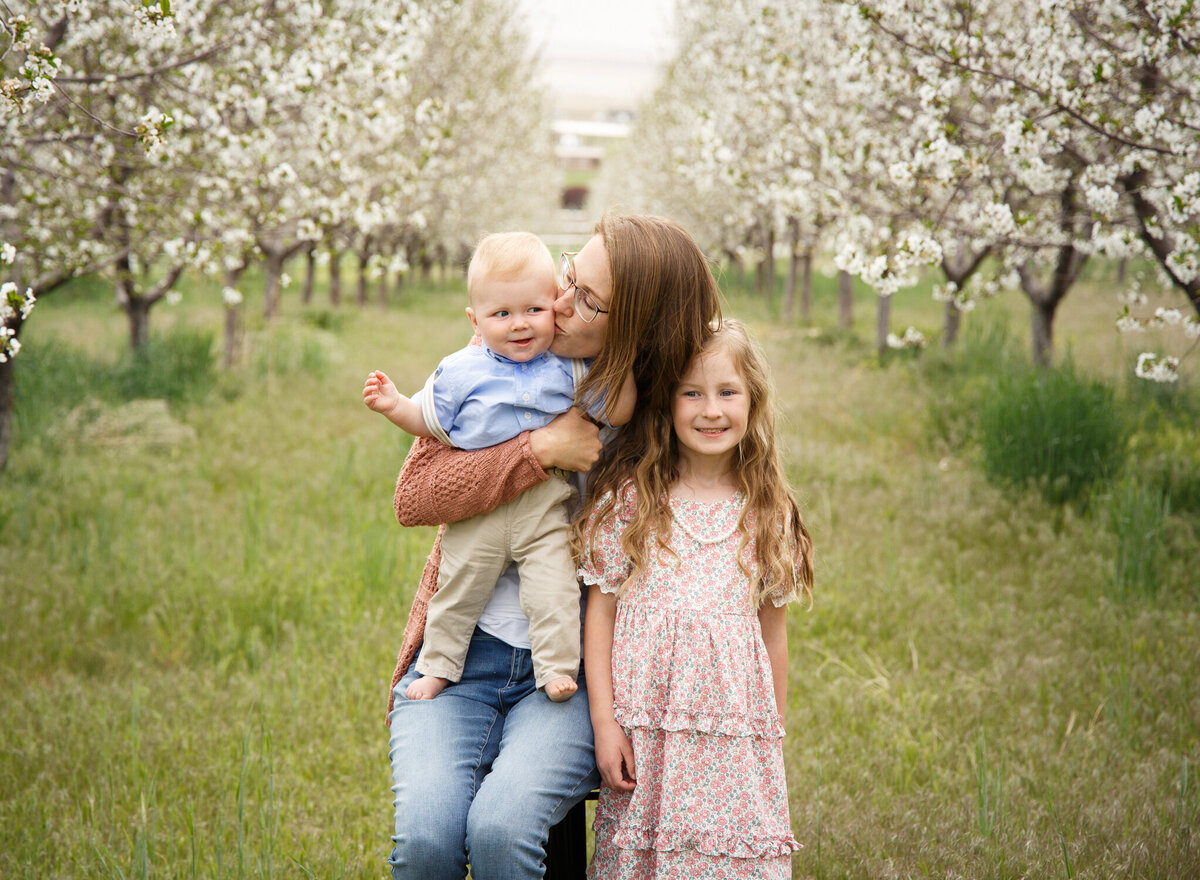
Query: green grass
xmin=1105 ymin=477 xmax=1171 ymax=602
xmin=976 ymin=357 xmax=1127 ymax=506
xmin=2 ymin=260 xmax=1199 ymax=878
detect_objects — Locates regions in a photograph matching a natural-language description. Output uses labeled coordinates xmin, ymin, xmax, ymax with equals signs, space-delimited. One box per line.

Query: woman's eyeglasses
xmin=558 ymin=251 xmax=609 ymax=323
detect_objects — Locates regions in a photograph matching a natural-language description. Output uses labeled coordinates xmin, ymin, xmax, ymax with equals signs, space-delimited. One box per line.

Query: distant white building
xmin=552 ymin=119 xmax=631 ymax=171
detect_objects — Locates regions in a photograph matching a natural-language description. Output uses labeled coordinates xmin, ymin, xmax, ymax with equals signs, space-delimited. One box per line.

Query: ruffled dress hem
xmin=615 ymin=705 xmax=784 ymax=738
xmin=600 ymin=825 xmax=802 ymax=858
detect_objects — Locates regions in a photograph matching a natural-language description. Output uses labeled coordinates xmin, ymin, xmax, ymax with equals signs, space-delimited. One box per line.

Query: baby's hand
xmin=363 ymin=370 xmax=401 ymax=416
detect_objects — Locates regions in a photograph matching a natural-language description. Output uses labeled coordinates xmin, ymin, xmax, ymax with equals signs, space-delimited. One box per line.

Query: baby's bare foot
xmin=406 ymin=675 xmax=449 ymax=700
xmin=544 ymin=677 xmax=578 ymax=702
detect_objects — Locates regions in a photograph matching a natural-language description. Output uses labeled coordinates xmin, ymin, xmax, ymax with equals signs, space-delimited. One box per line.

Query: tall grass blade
xmin=1046 ymin=790 xmax=1076 ymax=879
xmin=1107 ymin=478 xmax=1169 ymax=602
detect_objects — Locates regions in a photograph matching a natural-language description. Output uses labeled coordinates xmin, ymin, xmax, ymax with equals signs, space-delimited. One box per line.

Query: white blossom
xmin=887 ymin=327 xmax=927 ymax=349
xmin=888 ymin=162 xmax=915 ymax=187
xmin=1166 ymin=250 xmax=1198 ymax=284
xmin=1135 ymin=351 xmax=1180 ymax=383
xmin=980 ymin=202 xmax=1017 ymax=239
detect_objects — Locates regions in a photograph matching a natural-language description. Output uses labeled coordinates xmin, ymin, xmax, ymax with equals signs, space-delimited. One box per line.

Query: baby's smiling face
xmin=467 ymin=269 xmax=558 ymax=362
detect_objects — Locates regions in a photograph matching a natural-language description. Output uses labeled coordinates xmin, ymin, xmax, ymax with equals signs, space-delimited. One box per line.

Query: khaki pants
xmin=415 ymin=476 xmax=580 ymax=690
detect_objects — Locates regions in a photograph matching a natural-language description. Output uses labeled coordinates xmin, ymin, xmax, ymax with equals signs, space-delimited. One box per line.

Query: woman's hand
xmin=529 ymin=407 xmax=602 ymax=472
xmin=593 ymin=718 xmax=637 ymax=793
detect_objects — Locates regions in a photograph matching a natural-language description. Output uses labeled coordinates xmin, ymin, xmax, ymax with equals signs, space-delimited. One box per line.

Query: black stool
xmin=544 ymin=789 xmax=599 ymax=880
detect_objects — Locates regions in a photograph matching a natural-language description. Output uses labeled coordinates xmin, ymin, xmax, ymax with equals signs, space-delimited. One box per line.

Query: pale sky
xmin=516 ymin=0 xmax=678 ymax=116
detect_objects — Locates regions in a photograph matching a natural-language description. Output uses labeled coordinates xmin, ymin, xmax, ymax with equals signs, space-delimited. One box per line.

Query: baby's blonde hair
xmin=466 ymin=232 xmax=555 ymax=306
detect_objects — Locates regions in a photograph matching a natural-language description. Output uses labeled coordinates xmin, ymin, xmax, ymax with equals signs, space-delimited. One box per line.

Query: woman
xmin=386 ymin=213 xmax=722 ymax=879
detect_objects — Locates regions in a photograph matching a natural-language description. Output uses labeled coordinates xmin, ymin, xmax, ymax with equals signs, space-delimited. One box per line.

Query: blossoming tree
xmin=850 ymin=0 xmax=1200 ymax=371
xmin=612 ymin=0 xmax=1198 ymax=374
xmin=0 ymin=0 xmax=557 ymax=468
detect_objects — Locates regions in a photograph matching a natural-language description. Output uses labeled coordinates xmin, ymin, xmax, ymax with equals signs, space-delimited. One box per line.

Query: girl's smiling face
xmin=671 ymin=347 xmax=751 ymax=471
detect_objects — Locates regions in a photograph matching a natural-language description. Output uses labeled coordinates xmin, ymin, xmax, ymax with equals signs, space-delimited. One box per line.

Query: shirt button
xmin=522 ymin=393 xmax=530 ymax=402
xmin=524 ymin=412 xmax=532 ymax=420
xmin=521 ymin=364 xmax=527 ymax=371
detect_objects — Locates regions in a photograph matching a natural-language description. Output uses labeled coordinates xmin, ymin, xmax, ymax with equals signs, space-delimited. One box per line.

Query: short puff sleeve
xmin=577 ymin=487 xmax=636 ymax=595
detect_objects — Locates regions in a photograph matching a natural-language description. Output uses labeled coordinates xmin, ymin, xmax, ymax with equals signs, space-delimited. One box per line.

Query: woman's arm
xmin=758 ymin=602 xmax=789 ymax=716
xmin=393 ymin=408 xmax=602 ymax=527
xmin=584 ymin=584 xmax=637 ymax=792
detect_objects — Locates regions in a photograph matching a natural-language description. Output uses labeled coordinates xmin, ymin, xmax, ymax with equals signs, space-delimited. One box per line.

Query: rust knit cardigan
xmin=385 ymin=431 xmax=549 ymax=722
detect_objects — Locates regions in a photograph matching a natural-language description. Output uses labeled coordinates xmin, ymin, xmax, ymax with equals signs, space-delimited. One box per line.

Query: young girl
xmin=578 ymin=319 xmax=814 ymax=879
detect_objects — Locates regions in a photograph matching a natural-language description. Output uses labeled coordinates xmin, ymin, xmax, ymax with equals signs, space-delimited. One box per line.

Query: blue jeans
xmin=387 ymin=629 xmax=599 ymax=879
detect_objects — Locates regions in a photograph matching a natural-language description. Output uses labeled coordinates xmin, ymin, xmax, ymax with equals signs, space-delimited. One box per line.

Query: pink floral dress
xmin=580 ymin=488 xmax=801 ymax=880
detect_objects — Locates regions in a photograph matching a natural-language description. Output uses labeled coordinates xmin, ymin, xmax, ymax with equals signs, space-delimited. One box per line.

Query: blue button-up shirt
xmin=414 ymin=344 xmax=591 ymax=450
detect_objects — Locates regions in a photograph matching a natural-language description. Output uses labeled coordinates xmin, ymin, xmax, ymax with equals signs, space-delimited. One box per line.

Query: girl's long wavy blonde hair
xmin=575 ymin=319 xmax=814 ymax=608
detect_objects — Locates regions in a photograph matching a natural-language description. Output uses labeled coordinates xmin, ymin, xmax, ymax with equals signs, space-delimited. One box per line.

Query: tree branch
xmin=56 ymin=36 xmax=238 ymax=85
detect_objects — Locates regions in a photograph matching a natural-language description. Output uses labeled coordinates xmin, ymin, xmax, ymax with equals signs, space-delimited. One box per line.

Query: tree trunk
xmin=329 ymin=250 xmax=342 ymax=307
xmin=114 ymin=257 xmax=182 ymax=352
xmin=259 ymin=241 xmax=311 ymax=318
xmin=784 ymin=248 xmax=798 ymax=323
xmin=262 ymin=251 xmax=284 ymax=320
xmin=800 ymin=250 xmax=813 ymax=324
xmin=723 ymin=249 xmax=741 ymax=286
xmin=875 ymin=294 xmax=892 ymax=356
xmin=357 ymin=251 xmax=370 ymax=306
xmin=223 ymin=306 xmax=240 ymax=369
xmin=756 ymin=242 xmax=768 ymax=299
xmin=301 ymin=247 xmax=316 ymax=306
xmin=783 ymin=218 xmax=800 ymax=322
xmin=943 ymin=299 xmax=962 ymax=350
xmin=1017 ymin=244 xmax=1086 ymax=369
xmin=127 ymin=295 xmax=151 ymax=352
xmin=223 ymin=262 xmax=246 ymax=292
xmin=1031 ymin=301 xmax=1055 ymax=368
xmin=0 ymin=356 xmax=13 ymax=471
xmin=378 ymin=268 xmax=389 ymax=306
xmin=222 ymin=264 xmax=245 ymax=369
xmin=757 ymin=224 xmax=775 ymax=304
xmin=406 ymin=243 xmax=420 ymax=284
xmin=938 ymin=247 xmax=990 ymax=351
xmin=837 ymin=270 xmax=853 ymax=331
xmin=432 ymin=244 xmax=448 ymax=283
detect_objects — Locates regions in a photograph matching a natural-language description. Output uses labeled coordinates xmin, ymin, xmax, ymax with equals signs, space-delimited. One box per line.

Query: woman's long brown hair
xmin=572 ymin=213 xmax=722 ymax=583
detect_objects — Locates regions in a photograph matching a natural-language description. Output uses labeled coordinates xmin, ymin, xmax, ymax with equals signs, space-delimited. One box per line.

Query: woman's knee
xmin=465 ymin=802 xmax=547 ymax=877
xmin=388 ymin=827 xmax=466 ymax=879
